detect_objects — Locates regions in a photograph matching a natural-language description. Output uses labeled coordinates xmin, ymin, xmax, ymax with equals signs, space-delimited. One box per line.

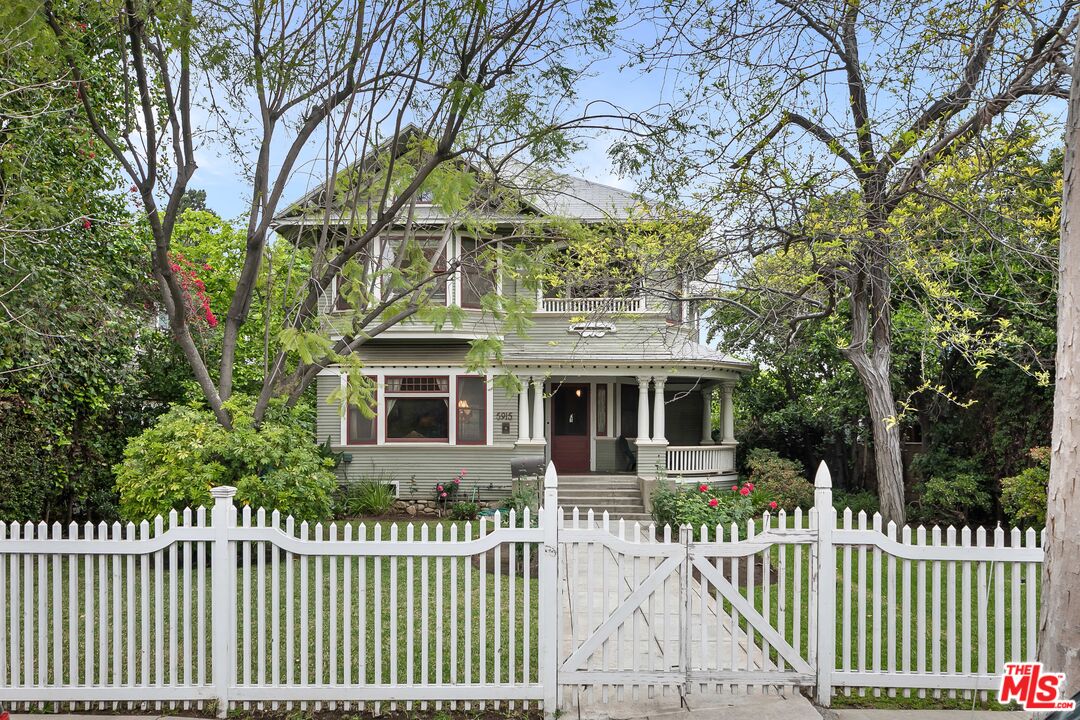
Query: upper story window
xmin=395 ymin=236 xmax=448 ymax=305
xmin=459 ymin=237 xmax=496 ymax=309
xmin=335 ymin=245 xmax=373 ymax=312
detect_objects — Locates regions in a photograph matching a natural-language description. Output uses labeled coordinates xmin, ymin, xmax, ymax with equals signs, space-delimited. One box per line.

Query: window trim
xmin=384 ymin=374 xmax=451 ymax=443
xmin=458 ymin=236 xmax=497 ymax=310
xmin=343 ymin=374 xmax=378 ymax=445
xmin=595 ymin=382 xmax=609 ymax=437
xmin=339 ymin=368 xmax=494 ymax=447
xmin=454 ymin=375 xmax=488 ymax=445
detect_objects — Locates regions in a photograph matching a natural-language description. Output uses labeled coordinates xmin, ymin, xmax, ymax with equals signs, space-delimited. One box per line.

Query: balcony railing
xmin=538 ymin=296 xmax=647 ymax=314
xmin=665 ymin=444 xmax=735 ymax=477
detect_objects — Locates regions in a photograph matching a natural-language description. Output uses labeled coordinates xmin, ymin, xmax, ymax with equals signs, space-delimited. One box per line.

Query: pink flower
xmin=460 ymin=469 xmax=467 ymax=476
xmin=731 ymin=485 xmax=738 ymax=492
xmin=81 ymin=217 xmax=91 ymax=229
xmin=769 ymin=501 xmax=778 ymax=510
xmin=739 ymin=486 xmax=750 ymax=496
xmin=440 ymin=492 xmax=447 ymax=498
xmin=708 ymin=498 xmax=719 ymax=508
xmin=746 ymin=482 xmax=755 ymax=491
xmin=453 ymin=478 xmax=460 ymax=485
xmin=698 ymin=483 xmax=709 ymax=493
xmin=437 ymin=485 xmax=443 ymax=491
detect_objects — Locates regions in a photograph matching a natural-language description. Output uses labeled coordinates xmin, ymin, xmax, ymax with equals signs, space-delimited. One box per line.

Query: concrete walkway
xmin=828 ymin=711 xmax=1028 ymax=720
xmin=558 ymin=519 xmax=816 ymax=719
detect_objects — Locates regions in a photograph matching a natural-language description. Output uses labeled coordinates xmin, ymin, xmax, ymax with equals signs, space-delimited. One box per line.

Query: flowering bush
xmin=168 ymin=252 xmax=218 ymax=328
xmin=434 ymin=468 xmax=466 ymax=508
xmin=651 ymin=481 xmax=773 ymax=538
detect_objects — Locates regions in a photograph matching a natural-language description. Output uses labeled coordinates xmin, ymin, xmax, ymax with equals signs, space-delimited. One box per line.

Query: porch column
xmin=700 ymin=386 xmax=714 ymax=444
xmin=636 ymin=376 xmax=651 ymax=442
xmin=531 ymin=376 xmax=545 ymax=443
xmin=721 ymin=381 xmax=736 ymax=443
xmin=652 ymin=376 xmax=666 ymax=442
xmin=517 ymin=376 xmax=530 ymax=442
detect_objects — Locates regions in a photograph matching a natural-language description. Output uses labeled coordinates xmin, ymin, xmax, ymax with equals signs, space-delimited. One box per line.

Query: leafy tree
xmin=615 ymin=0 xmax=1075 ymax=524
xmin=34 ymin=0 xmax=620 ymax=431
xmin=0 ymin=0 xmax=160 ymax=521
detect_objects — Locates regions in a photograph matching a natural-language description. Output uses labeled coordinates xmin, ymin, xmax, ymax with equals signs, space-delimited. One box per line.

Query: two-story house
xmin=274 ymin=141 xmax=750 ymax=516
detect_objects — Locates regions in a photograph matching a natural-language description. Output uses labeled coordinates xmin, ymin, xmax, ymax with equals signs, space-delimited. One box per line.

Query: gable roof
xmin=273 ymin=126 xmax=644 ymax=228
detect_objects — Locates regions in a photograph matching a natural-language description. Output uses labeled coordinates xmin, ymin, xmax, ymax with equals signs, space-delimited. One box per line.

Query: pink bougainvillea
xmin=167 ymin=252 xmax=217 ymax=328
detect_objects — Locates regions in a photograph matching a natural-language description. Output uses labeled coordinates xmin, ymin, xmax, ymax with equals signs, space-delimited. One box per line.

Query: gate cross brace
xmin=691 ymin=553 xmax=813 ymax=674
xmin=559 ymin=551 xmax=685 ymax=672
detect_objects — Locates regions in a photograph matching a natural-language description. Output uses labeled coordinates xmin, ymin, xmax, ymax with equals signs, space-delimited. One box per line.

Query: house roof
xmin=273 ymin=126 xmax=645 ymax=228
xmin=502 ymin=336 xmax=751 ymax=373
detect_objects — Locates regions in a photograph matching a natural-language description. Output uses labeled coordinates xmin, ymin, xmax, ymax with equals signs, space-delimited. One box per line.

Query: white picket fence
xmin=0 ymin=463 xmax=1046 ymax=715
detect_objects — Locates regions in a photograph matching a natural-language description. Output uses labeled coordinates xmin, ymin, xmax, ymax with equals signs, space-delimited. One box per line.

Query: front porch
xmin=507 ymin=369 xmax=740 ymax=483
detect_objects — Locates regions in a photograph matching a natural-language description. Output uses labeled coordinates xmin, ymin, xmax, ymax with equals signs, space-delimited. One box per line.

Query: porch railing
xmin=665 ymin=444 xmax=734 ymax=476
xmin=538 ymin=296 xmax=647 ymax=314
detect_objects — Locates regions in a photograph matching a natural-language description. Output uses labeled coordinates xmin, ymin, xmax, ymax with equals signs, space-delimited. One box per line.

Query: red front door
xmin=551 ymin=383 xmax=590 ymax=473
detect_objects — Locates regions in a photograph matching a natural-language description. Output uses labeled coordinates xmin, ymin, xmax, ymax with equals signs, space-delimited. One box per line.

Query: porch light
xmin=457 ymin=398 xmax=472 ymax=416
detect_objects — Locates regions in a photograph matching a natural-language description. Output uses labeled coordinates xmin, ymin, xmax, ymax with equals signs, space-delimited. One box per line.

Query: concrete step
xmin=560 ymin=505 xmax=648 ymax=516
xmin=557 ymin=480 xmax=641 ymax=489
xmin=556 ymin=490 xmax=643 ymax=499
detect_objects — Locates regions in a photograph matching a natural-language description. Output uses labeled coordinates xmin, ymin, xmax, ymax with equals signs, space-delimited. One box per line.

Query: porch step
xmin=557 ymin=479 xmax=639 ymax=490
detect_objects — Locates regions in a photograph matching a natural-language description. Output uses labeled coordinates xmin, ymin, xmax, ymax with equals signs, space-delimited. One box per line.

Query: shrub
xmin=435 ymin=469 xmax=466 ymax=508
xmin=911 ymin=472 xmax=991 ymax=526
xmin=502 ymin=487 xmax=538 ymax=516
xmin=651 ymin=480 xmax=774 ymax=538
xmin=1001 ymin=447 xmax=1049 ymax=529
xmin=335 ymin=473 xmax=397 ymax=517
xmin=115 ymin=397 xmax=336 ymax=523
xmin=450 ymin=502 xmax=480 ymax=520
xmin=833 ymin=490 xmax=879 ymax=516
xmin=744 ymin=448 xmax=814 ymax=511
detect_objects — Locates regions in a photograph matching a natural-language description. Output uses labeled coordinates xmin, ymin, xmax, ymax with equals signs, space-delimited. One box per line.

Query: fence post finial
xmin=544 ymin=460 xmax=559 ymax=491
xmin=814 ymin=460 xmax=832 ymax=489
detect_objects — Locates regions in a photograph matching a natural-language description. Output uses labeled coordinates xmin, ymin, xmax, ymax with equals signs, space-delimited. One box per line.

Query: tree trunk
xmin=1038 ymin=30 xmax=1080 ymax=694
xmin=846 ymin=348 xmax=906 ymax=525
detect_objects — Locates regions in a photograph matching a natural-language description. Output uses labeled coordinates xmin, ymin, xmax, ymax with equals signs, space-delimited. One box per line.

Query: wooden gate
xmin=556 ymin=509 xmax=818 ymax=706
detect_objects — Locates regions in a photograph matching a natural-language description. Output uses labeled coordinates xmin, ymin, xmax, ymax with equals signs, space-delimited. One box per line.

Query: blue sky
xmin=191 ymin=41 xmax=671 ymax=222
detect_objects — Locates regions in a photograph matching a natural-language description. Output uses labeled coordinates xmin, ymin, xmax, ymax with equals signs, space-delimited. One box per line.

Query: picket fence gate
xmin=0 ymin=463 xmax=1046 ymax=715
